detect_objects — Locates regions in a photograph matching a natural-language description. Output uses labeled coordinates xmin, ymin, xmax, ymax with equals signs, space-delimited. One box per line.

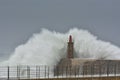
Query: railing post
xmin=48 ymin=66 xmax=49 ymax=78
xmin=8 ymin=66 xmax=9 ymax=80
xmin=75 ymin=66 xmax=76 ymax=77
xmin=39 ymin=66 xmax=40 ymax=78
xmin=57 ymin=66 xmax=59 ymax=78
xmin=45 ymin=65 xmax=46 ymax=78
xmin=62 ymin=65 xmax=63 ymax=77
xmin=53 ymin=65 xmax=55 ymax=77
xmin=92 ymin=64 xmax=94 ymax=77
xmin=78 ymin=65 xmax=80 ymax=77
xmin=91 ymin=64 xmax=93 ymax=79
xmin=114 ymin=63 xmax=117 ymax=79
xmin=27 ymin=66 xmax=30 ymax=79
xmin=82 ymin=65 xmax=84 ymax=77
xmin=36 ymin=66 xmax=38 ymax=79
xmin=107 ymin=61 xmax=109 ymax=76
xmin=99 ymin=63 xmax=101 ymax=78
xmin=66 ymin=66 xmax=67 ymax=77
xmin=17 ymin=66 xmax=20 ymax=79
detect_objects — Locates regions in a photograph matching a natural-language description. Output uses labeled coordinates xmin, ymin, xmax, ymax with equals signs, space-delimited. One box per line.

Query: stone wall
xmin=54 ymin=59 xmax=120 ymax=76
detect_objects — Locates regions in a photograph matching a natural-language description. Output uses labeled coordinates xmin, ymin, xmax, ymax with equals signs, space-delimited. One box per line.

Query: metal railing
xmin=0 ymin=60 xmax=120 ymax=79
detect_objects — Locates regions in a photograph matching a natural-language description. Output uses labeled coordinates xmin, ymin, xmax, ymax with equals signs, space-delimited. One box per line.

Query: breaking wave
xmin=2 ymin=28 xmax=120 ymax=66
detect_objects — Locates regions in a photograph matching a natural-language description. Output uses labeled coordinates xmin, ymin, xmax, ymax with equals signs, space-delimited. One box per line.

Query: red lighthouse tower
xmin=67 ymin=35 xmax=74 ymax=58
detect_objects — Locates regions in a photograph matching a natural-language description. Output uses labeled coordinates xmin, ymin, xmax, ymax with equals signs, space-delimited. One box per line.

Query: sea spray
xmin=0 ymin=28 xmax=120 ymax=78
xmin=1 ymin=28 xmax=120 ymax=66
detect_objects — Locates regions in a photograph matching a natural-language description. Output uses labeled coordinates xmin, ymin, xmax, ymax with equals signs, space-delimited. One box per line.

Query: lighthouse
xmin=67 ymin=35 xmax=74 ymax=58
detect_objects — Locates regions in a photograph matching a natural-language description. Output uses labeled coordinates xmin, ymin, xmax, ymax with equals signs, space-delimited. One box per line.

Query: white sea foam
xmin=2 ymin=28 xmax=120 ymax=66
xmin=0 ymin=28 xmax=120 ymax=78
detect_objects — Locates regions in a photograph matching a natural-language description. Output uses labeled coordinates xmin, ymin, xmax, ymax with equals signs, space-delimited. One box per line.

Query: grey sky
xmin=0 ymin=0 xmax=120 ymax=59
